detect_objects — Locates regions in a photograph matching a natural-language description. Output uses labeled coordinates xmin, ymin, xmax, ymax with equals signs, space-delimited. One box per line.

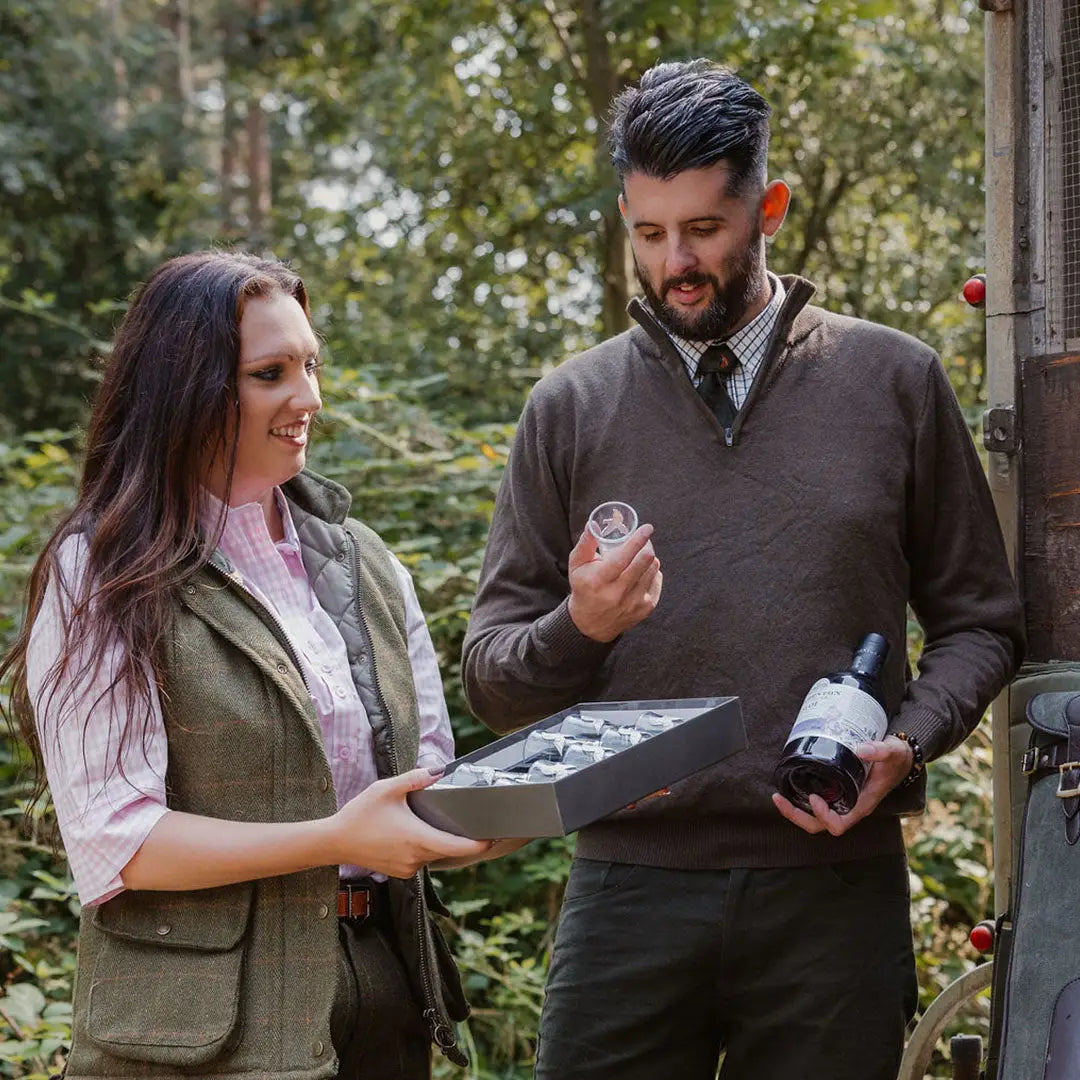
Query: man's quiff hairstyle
xmin=608 ymin=60 xmax=771 ymax=198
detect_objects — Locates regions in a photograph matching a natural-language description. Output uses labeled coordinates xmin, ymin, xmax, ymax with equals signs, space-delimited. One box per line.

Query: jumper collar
xmin=628 ymin=273 xmax=817 ymax=371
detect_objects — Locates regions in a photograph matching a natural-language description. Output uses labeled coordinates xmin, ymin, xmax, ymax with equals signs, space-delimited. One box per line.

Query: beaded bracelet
xmin=892 ymin=731 xmax=926 ymax=788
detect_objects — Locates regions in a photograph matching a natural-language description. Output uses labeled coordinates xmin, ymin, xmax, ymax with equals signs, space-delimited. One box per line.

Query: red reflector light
xmin=962 ymin=275 xmax=987 ymax=307
xmin=970 ymin=922 xmax=994 ymax=952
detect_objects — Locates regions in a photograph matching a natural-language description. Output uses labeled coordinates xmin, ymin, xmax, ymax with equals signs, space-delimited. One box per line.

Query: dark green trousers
xmin=536 ymin=856 xmax=918 ymax=1080
xmin=332 ymin=912 xmax=431 ymax=1080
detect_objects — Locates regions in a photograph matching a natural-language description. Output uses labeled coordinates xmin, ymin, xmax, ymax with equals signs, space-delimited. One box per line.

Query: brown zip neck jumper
xmin=462 ymin=277 xmax=1024 ymax=868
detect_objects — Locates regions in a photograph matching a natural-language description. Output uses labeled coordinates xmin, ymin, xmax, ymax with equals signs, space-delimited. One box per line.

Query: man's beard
xmin=635 ymin=231 xmax=765 ymax=342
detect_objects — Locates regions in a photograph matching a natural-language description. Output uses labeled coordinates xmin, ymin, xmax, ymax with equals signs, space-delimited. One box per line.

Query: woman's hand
xmin=328 ymin=768 xmax=492 ymax=878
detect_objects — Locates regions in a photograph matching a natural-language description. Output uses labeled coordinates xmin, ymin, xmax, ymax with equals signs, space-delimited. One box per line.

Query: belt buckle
xmin=1057 ymin=762 xmax=1080 ymax=799
xmin=1021 ymin=746 xmax=1039 ymax=774
xmin=337 ymin=883 xmax=373 ymax=921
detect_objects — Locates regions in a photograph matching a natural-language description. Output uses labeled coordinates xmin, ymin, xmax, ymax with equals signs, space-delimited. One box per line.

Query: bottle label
xmin=787 ymin=680 xmax=887 ymax=750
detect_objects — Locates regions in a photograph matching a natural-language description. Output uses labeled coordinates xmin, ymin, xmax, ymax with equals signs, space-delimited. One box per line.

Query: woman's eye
xmin=305 ymin=357 xmax=323 ymax=374
xmin=252 ymin=367 xmax=282 ymax=382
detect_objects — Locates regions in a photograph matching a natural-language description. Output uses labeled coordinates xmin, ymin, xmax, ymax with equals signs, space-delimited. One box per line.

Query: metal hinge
xmin=983 ymin=405 xmax=1019 ymax=455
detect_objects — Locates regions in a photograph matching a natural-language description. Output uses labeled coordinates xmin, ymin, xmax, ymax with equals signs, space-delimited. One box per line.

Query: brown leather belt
xmin=337 ymin=880 xmax=387 ymax=921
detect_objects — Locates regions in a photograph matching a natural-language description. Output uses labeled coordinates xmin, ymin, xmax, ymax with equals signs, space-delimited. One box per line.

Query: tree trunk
xmin=220 ymin=3 xmax=242 ymax=234
xmin=543 ymin=0 xmax=629 ymax=334
xmin=245 ymin=100 xmax=271 ymax=246
xmin=244 ymin=0 xmax=271 ymax=247
xmin=101 ymin=0 xmax=128 ymax=129
xmin=578 ymin=0 xmax=630 ymax=334
xmin=159 ymin=0 xmax=193 ymax=182
xmin=578 ymin=0 xmax=629 ymax=336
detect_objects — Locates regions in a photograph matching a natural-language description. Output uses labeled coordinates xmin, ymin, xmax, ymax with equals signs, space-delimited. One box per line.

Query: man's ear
xmin=618 ymin=192 xmax=628 ymax=224
xmin=760 ymin=180 xmax=791 ymax=238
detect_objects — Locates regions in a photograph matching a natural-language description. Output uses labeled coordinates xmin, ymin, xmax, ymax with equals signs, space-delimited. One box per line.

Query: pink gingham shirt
xmin=26 ymin=490 xmax=455 ymax=906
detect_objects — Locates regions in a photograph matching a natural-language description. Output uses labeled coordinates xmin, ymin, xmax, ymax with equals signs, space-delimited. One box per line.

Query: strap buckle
xmin=337 ymin=883 xmax=373 ymax=920
xmin=1021 ymin=746 xmax=1040 ymax=774
xmin=1056 ymin=762 xmax=1080 ymax=799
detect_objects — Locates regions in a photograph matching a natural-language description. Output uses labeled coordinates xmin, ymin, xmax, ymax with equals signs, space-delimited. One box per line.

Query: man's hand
xmin=567 ymin=523 xmax=662 ymax=642
xmin=771 ymin=735 xmax=915 ymax=837
xmin=429 ymin=837 xmax=531 ymax=870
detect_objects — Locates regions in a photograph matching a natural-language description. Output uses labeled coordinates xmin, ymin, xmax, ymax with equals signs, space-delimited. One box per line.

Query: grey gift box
xmin=407 ymin=696 xmax=745 ymax=839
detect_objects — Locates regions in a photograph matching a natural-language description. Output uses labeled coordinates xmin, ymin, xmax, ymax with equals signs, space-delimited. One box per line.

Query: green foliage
xmin=0 ymin=856 xmax=77 ymax=1080
xmin=907 ymin=729 xmax=996 ymax=1070
xmin=0 ymin=1 xmax=173 ymax=432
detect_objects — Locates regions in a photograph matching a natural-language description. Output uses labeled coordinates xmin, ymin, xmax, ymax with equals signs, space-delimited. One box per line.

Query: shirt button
xmin=276 ymin=662 xmax=289 ymax=674
xmin=184 ymin=585 xmax=196 ymax=595
xmin=318 ymin=776 xmax=329 ymax=792
xmin=313 ymin=1040 xmax=325 ymax=1057
xmin=156 ymin=924 xmax=171 ymax=936
xmin=317 ymin=903 xmax=329 ymax=919
xmin=335 ymin=686 xmax=347 ymax=699
xmin=322 ymin=663 xmax=333 ymax=674
xmin=338 ymin=747 xmax=350 ymax=760
xmin=335 ymin=551 xmax=346 ymax=562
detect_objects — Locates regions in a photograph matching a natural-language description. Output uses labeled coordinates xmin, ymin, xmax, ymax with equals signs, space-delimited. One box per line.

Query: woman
xmin=0 ymin=251 xmax=492 ymax=1079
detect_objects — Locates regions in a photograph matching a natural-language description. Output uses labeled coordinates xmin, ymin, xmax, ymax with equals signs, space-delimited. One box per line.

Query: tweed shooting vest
xmin=62 ymin=471 xmax=467 ymax=1079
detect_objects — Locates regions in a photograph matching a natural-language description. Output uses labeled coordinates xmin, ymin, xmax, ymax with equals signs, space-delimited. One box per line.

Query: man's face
xmin=620 ymin=163 xmax=768 ymax=342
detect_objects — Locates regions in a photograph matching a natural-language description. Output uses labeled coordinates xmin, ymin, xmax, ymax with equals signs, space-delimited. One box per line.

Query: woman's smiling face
xmin=207 ymin=289 xmax=322 ymax=507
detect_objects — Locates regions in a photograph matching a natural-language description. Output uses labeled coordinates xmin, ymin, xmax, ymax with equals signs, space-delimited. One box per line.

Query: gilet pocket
xmin=86 ymin=882 xmax=253 ymax=1067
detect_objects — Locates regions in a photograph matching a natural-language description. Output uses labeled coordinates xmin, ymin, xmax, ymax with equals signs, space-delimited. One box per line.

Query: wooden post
xmin=984 ymin=0 xmax=1025 ymax=919
xmin=985 ymin=0 xmax=1080 ymax=914
xmin=1022 ymin=353 xmax=1080 ymax=660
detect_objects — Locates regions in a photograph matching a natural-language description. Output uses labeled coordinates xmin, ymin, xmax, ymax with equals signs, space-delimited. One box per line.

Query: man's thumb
xmin=568 ymin=525 xmax=599 ymax=570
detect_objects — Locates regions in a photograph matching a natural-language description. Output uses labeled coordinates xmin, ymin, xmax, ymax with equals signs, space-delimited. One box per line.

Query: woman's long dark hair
xmin=0 ymin=251 xmax=310 ymax=819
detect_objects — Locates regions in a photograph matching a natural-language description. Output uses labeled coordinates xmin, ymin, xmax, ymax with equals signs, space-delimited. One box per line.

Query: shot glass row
xmin=435 ymin=709 xmax=686 ymax=787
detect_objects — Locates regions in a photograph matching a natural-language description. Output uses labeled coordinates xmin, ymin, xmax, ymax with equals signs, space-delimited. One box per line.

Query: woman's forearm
xmin=120 ymin=810 xmax=341 ymax=892
xmin=119 ymin=769 xmax=491 ymax=892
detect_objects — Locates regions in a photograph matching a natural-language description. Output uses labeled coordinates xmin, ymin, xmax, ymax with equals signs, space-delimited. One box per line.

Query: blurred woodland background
xmin=0 ymin=1 xmax=994 ymax=1075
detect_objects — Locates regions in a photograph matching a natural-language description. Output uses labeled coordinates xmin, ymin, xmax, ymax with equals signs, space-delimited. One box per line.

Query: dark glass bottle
xmin=773 ymin=633 xmax=890 ymax=816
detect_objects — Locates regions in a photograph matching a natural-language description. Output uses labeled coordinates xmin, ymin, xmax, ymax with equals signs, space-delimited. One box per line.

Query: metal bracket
xmin=983 ymin=405 xmax=1019 ymax=454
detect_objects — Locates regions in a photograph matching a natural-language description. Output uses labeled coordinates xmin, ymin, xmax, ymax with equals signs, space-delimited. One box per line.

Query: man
xmin=461 ymin=60 xmax=1023 ymax=1079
